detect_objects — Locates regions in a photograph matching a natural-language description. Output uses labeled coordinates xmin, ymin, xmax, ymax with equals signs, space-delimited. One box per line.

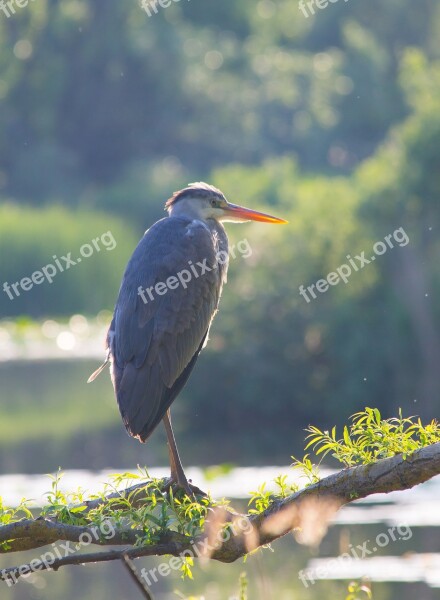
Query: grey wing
xmin=108 ymin=217 xmax=226 ymax=442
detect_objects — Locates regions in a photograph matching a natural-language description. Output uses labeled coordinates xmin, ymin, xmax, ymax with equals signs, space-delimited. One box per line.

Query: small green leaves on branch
xmin=304 ymin=407 xmax=440 ymax=467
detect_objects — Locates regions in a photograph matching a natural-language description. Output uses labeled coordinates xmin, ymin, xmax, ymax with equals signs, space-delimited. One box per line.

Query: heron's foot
xmin=161 ymin=476 xmax=207 ymax=499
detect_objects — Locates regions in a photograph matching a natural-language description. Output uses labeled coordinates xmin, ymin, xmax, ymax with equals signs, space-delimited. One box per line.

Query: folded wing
xmin=108 ymin=217 xmax=227 ymax=442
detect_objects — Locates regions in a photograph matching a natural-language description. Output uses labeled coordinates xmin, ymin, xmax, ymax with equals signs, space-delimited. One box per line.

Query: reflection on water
xmin=0 ymin=355 xmax=305 ymax=475
xmin=308 ymin=554 xmax=440 ymax=587
xmin=0 ymin=314 xmax=110 ymax=362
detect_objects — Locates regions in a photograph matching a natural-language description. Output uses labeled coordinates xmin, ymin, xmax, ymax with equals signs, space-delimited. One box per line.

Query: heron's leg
xmin=163 ymin=409 xmax=190 ymax=493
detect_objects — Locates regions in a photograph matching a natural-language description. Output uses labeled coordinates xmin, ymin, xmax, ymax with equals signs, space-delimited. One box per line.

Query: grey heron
xmin=89 ymin=182 xmax=287 ymax=492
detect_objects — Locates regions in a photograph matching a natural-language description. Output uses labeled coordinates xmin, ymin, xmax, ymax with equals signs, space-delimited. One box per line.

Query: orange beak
xmin=223 ymin=202 xmax=288 ymax=224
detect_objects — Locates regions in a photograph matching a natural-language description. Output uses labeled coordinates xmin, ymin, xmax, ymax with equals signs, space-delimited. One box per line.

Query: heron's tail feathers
xmin=87 ymin=359 xmax=109 ymax=383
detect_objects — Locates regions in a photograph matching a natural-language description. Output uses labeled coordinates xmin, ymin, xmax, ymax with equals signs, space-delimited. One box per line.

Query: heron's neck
xmin=167 ymin=204 xmax=228 ymax=254
xmin=168 ymin=199 xmax=204 ymax=221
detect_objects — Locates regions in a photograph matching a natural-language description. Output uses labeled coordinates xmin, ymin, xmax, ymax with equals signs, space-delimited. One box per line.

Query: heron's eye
xmin=210 ymin=199 xmax=221 ymax=208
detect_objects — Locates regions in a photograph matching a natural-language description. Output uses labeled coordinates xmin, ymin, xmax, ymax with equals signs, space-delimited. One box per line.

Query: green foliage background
xmin=0 ymin=0 xmax=439 ymax=440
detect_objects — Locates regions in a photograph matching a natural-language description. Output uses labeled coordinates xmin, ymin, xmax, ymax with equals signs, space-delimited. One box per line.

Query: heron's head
xmin=165 ymin=182 xmax=287 ymax=224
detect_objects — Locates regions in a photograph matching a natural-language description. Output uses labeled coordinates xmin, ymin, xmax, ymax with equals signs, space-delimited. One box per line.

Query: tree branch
xmin=0 ymin=518 xmax=142 ymax=553
xmin=1 ymin=442 xmax=439 ymax=585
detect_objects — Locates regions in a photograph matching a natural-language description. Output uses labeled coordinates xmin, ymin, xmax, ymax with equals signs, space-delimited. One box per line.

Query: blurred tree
xmin=0 ymin=0 xmax=439 ymax=210
xmin=357 ymin=49 xmax=440 ymax=416
xmin=0 ymin=204 xmax=137 ymax=317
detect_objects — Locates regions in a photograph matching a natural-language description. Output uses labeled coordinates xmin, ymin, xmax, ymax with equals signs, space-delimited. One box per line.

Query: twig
xmin=122 ymin=554 xmax=155 ymax=600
